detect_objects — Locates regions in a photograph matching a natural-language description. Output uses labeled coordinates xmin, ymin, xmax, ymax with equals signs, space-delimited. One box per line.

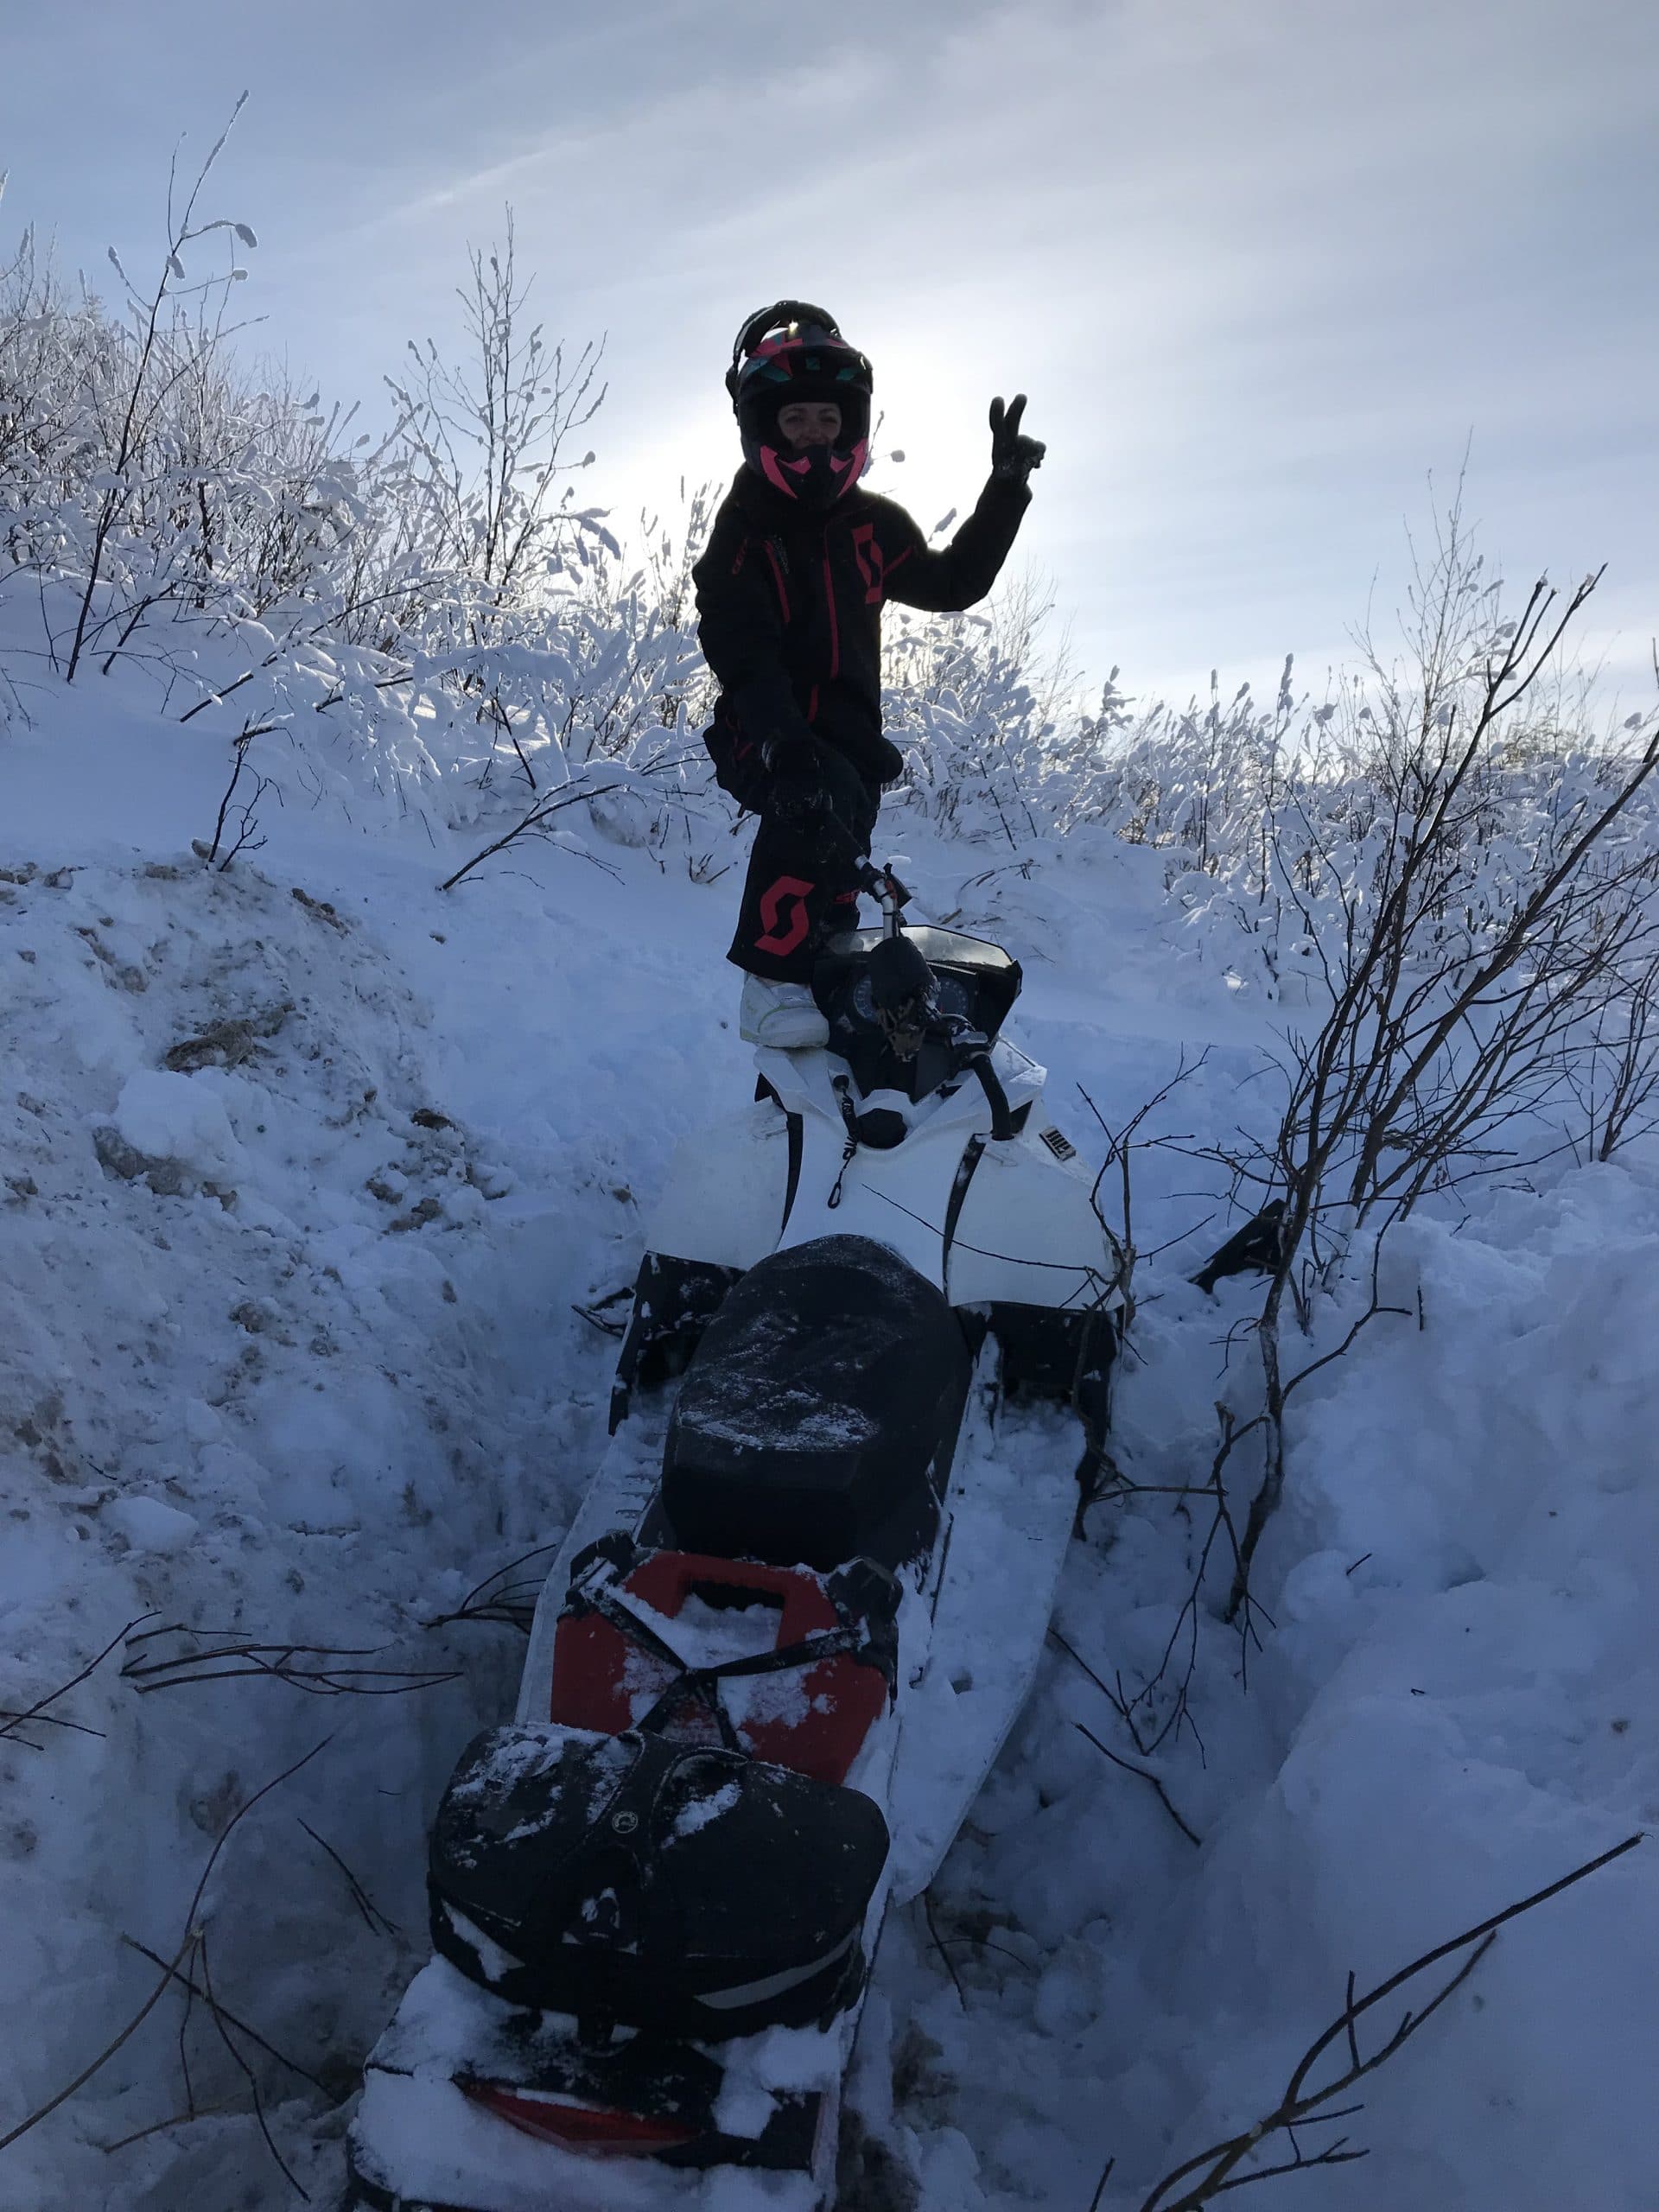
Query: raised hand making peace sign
xmin=989 ymin=394 xmax=1046 ymax=485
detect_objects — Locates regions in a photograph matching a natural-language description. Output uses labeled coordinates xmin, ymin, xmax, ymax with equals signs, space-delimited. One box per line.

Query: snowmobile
xmin=346 ymin=864 xmax=1126 ymax=2212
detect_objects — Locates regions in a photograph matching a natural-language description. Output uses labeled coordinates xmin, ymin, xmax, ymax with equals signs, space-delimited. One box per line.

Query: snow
xmin=610 ymin=1586 xmax=821 ymax=1738
xmin=111 ymin=1068 xmax=245 ymax=1180
xmin=683 ymin=1378 xmax=881 ymax=1452
xmin=2 ymin=677 xmax=1656 ymax=2212
xmin=668 ymin=1778 xmax=743 ymax=1840
xmin=437 ymin=1904 xmax=526 ymax=1993
xmin=102 ymin=1495 xmax=200 ymax=1554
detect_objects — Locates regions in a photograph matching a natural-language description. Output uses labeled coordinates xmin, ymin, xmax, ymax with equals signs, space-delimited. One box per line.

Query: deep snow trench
xmin=2 ymin=705 xmax=1655 ymax=2212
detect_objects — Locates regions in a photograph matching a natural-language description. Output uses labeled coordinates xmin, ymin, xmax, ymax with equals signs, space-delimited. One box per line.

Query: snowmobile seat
xmin=658 ymin=1234 xmax=970 ymax=1573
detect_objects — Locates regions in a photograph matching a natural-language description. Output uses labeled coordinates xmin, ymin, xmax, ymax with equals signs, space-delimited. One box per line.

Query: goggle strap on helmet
xmin=725 ymin=299 xmax=847 ymax=404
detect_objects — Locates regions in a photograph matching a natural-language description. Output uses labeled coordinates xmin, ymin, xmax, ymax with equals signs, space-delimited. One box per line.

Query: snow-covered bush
xmin=0 ymin=148 xmax=704 ymax=842
xmin=883 ymin=607 xmax=1049 ymax=846
xmin=1142 ymin=511 xmax=1659 ymax=1625
xmin=3 ymin=130 xmax=1653 ymax=998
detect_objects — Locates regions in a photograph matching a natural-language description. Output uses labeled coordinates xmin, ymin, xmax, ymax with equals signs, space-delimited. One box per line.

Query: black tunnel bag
xmin=429 ymin=1721 xmax=890 ymax=2042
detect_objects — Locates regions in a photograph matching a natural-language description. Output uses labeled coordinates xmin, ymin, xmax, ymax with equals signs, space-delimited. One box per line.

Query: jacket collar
xmin=731 ymin=466 xmax=872 ymax=536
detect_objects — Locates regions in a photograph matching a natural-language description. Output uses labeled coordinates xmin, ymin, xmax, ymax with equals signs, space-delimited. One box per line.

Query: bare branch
xmin=121 ymin=1623 xmax=460 ymax=1698
xmin=1072 ymin=1719 xmax=1203 ymax=1849
xmin=1 ymin=1612 xmax=155 ymax=1750
xmin=117 ymin=1936 xmax=326 ymax=2092
xmin=1130 ymin=1833 xmax=1642 ymax=2211
xmin=0 ymin=1737 xmax=331 ymax=2153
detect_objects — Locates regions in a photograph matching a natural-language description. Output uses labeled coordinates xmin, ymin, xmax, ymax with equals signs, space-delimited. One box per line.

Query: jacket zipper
xmin=823 ymin=546 xmax=840 ymax=678
xmin=764 ymin=540 xmax=791 ymax=622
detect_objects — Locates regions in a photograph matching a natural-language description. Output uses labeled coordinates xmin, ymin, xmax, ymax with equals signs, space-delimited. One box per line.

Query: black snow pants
xmin=705 ymin=726 xmax=881 ymax=982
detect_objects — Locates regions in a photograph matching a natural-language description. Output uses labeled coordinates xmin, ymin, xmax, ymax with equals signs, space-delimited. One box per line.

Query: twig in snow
xmin=0 ymin=1612 xmax=154 ymax=1750
xmin=0 ymin=1737 xmax=331 ymax=2154
xmin=920 ymin=1887 xmax=968 ymax=2012
xmin=1048 ymin=1625 xmax=1154 ymax=1757
xmin=1096 ymin=1439 xmax=1258 ymax=1765
xmin=201 ymin=1929 xmax=309 ymax=2199
xmin=98 ymin=2096 xmax=239 ymax=2152
xmin=201 ymin=724 xmax=278 ymax=868
xmin=937 ymin=1934 xmax=1039 ymax=1974
xmin=0 ymin=1706 xmax=105 ymax=1751
xmin=1119 ymin=1832 xmax=1642 ymax=2211
xmin=0 ymin=1929 xmax=195 ymax=2154
xmin=1223 ymin=1242 xmax=1410 ymax=1624
xmin=1072 ymin=1721 xmax=1203 ymax=1850
xmin=438 ymin=751 xmax=694 ymax=893
xmin=118 ymin=1936 xmax=325 ymax=2091
xmin=298 ymin=1819 xmax=399 ymax=1937
xmin=439 ymin=778 xmax=613 ymax=892
xmin=1078 ymin=1049 xmax=1211 ymax=1305
xmin=423 ymin=1541 xmax=563 ymax=1637
xmin=122 ymin=1623 xmax=461 ymax=1696
xmin=1050 ymin=1630 xmax=1204 ymax=1846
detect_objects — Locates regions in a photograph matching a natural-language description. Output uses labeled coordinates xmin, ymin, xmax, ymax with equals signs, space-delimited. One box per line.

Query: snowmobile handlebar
xmin=861 ymin=929 xmax=1016 ymax=1140
xmin=854 ymin=854 xmax=911 ymax=923
xmin=925 ymin=1018 xmax=1015 ymax=1140
xmin=901 ymin=1001 xmax=1017 ymax=1140
xmin=848 ymin=855 xmax=1016 ymax=1139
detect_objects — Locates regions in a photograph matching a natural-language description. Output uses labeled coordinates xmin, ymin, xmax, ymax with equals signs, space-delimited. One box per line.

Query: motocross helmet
xmin=726 ymin=299 xmax=872 ymax=509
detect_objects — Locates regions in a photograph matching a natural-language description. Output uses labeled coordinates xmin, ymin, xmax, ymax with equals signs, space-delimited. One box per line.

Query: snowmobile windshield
xmin=813 ymin=926 xmax=1023 ymax=1103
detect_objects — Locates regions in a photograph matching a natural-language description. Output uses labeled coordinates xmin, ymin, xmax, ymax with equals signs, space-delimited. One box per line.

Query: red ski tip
xmin=461 ymin=2080 xmax=699 ymax=2157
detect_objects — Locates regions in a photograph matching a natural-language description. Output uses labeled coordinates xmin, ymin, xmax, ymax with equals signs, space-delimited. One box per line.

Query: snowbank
xmin=1 ymin=692 xmax=1655 ymax=2211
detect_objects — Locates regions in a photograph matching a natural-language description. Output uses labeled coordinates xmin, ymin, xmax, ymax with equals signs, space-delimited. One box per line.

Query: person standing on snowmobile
xmin=695 ymin=300 xmax=1046 ymax=1048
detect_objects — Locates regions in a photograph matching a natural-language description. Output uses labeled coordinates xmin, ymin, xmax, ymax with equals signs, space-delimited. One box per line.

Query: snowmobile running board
xmin=346 ymin=910 xmax=1124 ymax=2211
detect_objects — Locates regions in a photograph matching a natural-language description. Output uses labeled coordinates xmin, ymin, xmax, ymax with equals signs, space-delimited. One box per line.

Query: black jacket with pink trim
xmin=692 ymin=466 xmax=1032 ymax=786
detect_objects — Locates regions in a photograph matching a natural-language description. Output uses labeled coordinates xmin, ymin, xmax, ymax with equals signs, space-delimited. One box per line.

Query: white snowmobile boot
xmin=739 ymin=972 xmax=830 ymax=1049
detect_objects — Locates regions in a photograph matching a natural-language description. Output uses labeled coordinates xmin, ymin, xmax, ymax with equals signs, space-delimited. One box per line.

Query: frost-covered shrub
xmin=4 ymin=127 xmax=1653 ymax=1037
xmin=0 ymin=162 xmax=707 ymax=836
xmin=883 ymin=607 xmax=1049 ymax=846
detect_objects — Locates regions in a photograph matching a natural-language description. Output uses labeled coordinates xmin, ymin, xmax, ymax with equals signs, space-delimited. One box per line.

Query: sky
xmin=3 ymin=0 xmax=1656 ymax=711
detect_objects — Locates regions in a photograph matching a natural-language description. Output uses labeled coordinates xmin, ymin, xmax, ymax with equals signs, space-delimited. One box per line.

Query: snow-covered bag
xmin=427 ymin=1720 xmax=889 ymax=2038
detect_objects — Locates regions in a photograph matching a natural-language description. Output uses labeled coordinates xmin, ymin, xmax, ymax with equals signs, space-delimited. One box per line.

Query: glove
xmin=870 ymin=733 xmax=906 ymax=785
xmin=989 ymin=393 xmax=1046 ymax=485
xmin=763 ymin=733 xmax=833 ymax=823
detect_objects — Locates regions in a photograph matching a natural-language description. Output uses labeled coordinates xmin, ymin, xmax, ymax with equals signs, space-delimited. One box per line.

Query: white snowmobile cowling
xmin=645 ymin=1036 xmax=1121 ymax=1315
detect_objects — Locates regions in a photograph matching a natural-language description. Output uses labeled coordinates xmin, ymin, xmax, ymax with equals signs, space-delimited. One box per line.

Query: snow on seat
xmin=659 ymin=1234 xmax=971 ymax=1573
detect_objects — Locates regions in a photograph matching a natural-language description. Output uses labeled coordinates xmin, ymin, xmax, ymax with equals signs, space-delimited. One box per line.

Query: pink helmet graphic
xmin=727 ymin=300 xmax=872 ymax=509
